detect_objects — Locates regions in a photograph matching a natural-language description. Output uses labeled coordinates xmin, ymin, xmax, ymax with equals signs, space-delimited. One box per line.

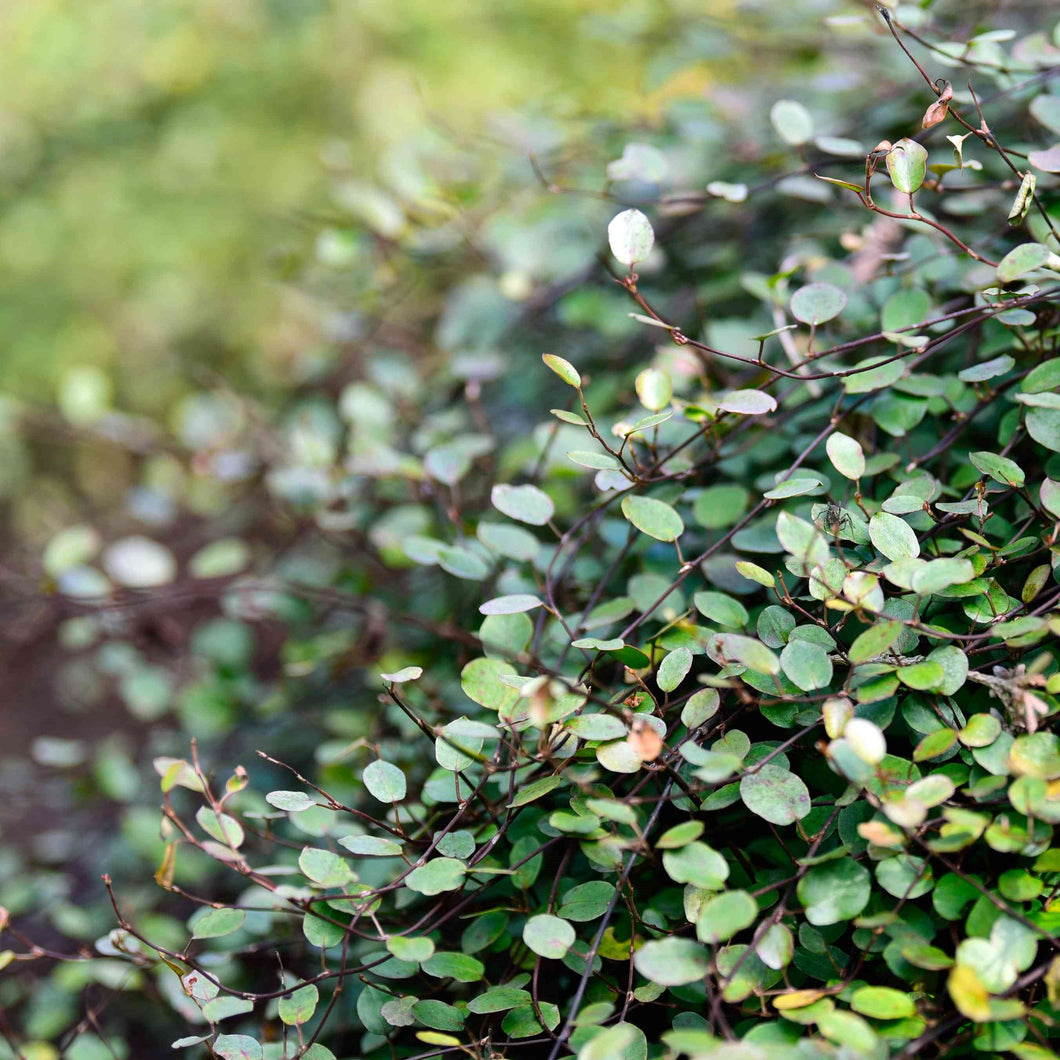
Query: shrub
xmin=5 ymin=6 xmax=1060 ymax=1060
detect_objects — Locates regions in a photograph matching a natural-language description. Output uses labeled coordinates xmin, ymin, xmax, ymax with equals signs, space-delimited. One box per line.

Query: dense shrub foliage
xmin=4 ymin=5 xmax=1060 ymax=1060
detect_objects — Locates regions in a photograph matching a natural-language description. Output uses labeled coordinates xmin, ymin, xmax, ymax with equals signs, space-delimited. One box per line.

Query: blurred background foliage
xmin=1 ymin=0 xmax=1058 ymax=1055
xmin=0 ymin=0 xmax=736 ymax=400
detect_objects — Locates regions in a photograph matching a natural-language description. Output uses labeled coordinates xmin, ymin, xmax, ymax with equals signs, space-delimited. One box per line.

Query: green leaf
xmin=843 ymin=717 xmax=887 ymax=764
xmin=958 ymin=354 xmax=1014 ymax=382
xmin=797 ymin=859 xmax=872 ymax=925
xmin=657 ymin=647 xmax=692 ymax=692
xmin=709 ymin=633 xmax=780 ymax=675
xmin=565 ymin=713 xmax=627 ymax=741
xmin=756 ymin=923 xmax=795 ymax=970
xmin=437 ymin=545 xmax=490 ymax=580
xmin=654 ymin=820 xmax=705 ymax=849
xmin=422 ymin=951 xmax=485 ymax=982
xmin=1024 ymin=358 xmax=1060 ymax=394
xmin=694 ymin=591 xmax=748 ymax=629
xmin=195 ymin=808 xmax=244 ymax=849
xmin=213 ymin=1036 xmax=263 ymax=1060
xmin=509 ymin=775 xmax=565 ymax=807
xmin=775 ymin=511 xmax=830 ymax=574
xmin=969 ymin=451 xmax=1025 ymax=487
xmin=960 ymin=713 xmax=1002 ymax=748
xmin=405 ymin=858 xmax=467 ymax=896
xmin=189 ymin=907 xmax=245 ymax=940
xmin=779 ymin=639 xmax=832 ymax=691
xmin=662 ymin=841 xmax=730 ymax=888
xmin=843 ymin=355 xmax=906 ymax=393
xmin=1040 ymin=480 xmax=1060 ymax=519
xmin=386 ymin=936 xmax=435 ymax=964
xmin=1031 ymin=94 xmax=1060 ymax=134
xmin=740 ymin=765 xmax=811 ymax=825
xmin=379 ymin=666 xmax=423 ymax=684
xmin=906 ymin=774 xmax=955 ymax=807
xmin=633 ymin=937 xmax=710 ymax=986
xmin=265 ymin=789 xmax=317 ymax=812
xmin=817 ymin=1009 xmax=877 ymax=1054
xmin=900 ymin=942 xmax=954 ymax=970
xmin=568 ymin=449 xmax=621 ymax=470
xmin=303 ymin=910 xmax=345 ymax=950
xmin=887 ymin=138 xmax=928 ymax=193
xmin=479 ymin=594 xmax=543 ymax=615
xmin=1009 ymin=733 xmax=1060 ymax=778
xmin=412 ymin=1000 xmax=466 ymax=1031
xmin=477 ymin=522 xmax=541 ymax=561
xmin=849 ymin=619 xmax=903 ymax=663
xmin=933 ymin=874 xmax=980 ymax=920
xmin=1027 ymin=407 xmax=1060 ymax=451
xmin=558 ymin=881 xmax=616 ymax=921
xmin=188 ymin=538 xmax=249 ymax=578
xmin=523 ymin=914 xmax=575 ymax=959
xmin=897 ymin=660 xmax=945 ymax=691
xmin=278 ymin=984 xmax=319 ymax=1026
xmin=790 ymin=283 xmax=846 ymax=325
xmin=876 ymin=854 xmax=933 ymax=899
xmin=636 ymin=368 xmax=672 ymax=411
xmin=624 ymin=410 xmax=674 ymax=435
xmin=770 ymin=99 xmax=814 ymax=145
xmin=815 ymin=174 xmax=864 ymax=193
xmin=578 ymin=1023 xmax=646 ymax=1060
xmin=696 ymin=889 xmax=758 ymax=943
xmin=869 ymin=512 xmax=920 ymax=560
xmin=682 ymin=688 xmax=721 ymax=728
xmin=380 ymin=995 xmax=417 ymax=1027
xmin=911 ymin=558 xmax=976 ymax=596
xmin=461 ymin=657 xmax=519 ymax=712
xmin=466 ymin=986 xmax=532 ymax=1014
xmin=200 ymin=997 xmax=252 ymax=1023
xmin=620 ymin=495 xmax=684 ymax=541
xmin=491 ymin=483 xmax=555 ymax=526
xmin=718 ymin=389 xmax=777 ymax=415
xmin=914 ymin=728 xmax=957 ymax=761
xmin=736 ymin=560 xmax=775 ymax=588
xmin=607 ymin=208 xmax=654 ymax=266
xmin=997 ymin=242 xmax=1053 ymax=283
xmin=763 ymin=476 xmax=823 ymax=500
xmin=363 ymin=759 xmax=406 ymax=803
xmin=542 ymin=353 xmax=581 ymax=387
xmin=299 ymin=847 xmax=354 ymax=888
xmin=882 ymin=288 xmax=931 ymax=332
xmin=693 ymin=485 xmax=749 ymax=528
xmin=502 ymin=1003 xmax=561 ymax=1038
xmin=948 ymin=964 xmax=991 ymax=1022
xmin=826 ymin=432 xmax=865 ymax=479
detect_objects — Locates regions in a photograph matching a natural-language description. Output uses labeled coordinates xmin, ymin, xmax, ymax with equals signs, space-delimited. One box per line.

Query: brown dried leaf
xmin=1022 ymin=691 xmax=1049 ymax=734
xmin=922 ymin=99 xmax=950 ymax=129
xmin=155 ymin=842 xmax=177 ymax=890
xmin=922 ymin=82 xmax=954 ymax=129
xmin=627 ymin=716 xmax=664 ymax=762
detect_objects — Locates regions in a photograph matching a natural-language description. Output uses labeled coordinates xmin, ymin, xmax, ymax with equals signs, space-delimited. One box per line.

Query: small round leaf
xmin=621 ymin=495 xmax=684 ymax=542
xmin=826 ymin=432 xmax=865 ymax=480
xmin=740 ymin=765 xmax=812 ymax=825
xmin=522 ymin=914 xmax=575 ymax=959
xmin=363 ymin=759 xmax=407 ymax=803
xmin=608 ymin=208 xmax=655 ymax=266
xmin=791 ymin=283 xmax=846 ymax=325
